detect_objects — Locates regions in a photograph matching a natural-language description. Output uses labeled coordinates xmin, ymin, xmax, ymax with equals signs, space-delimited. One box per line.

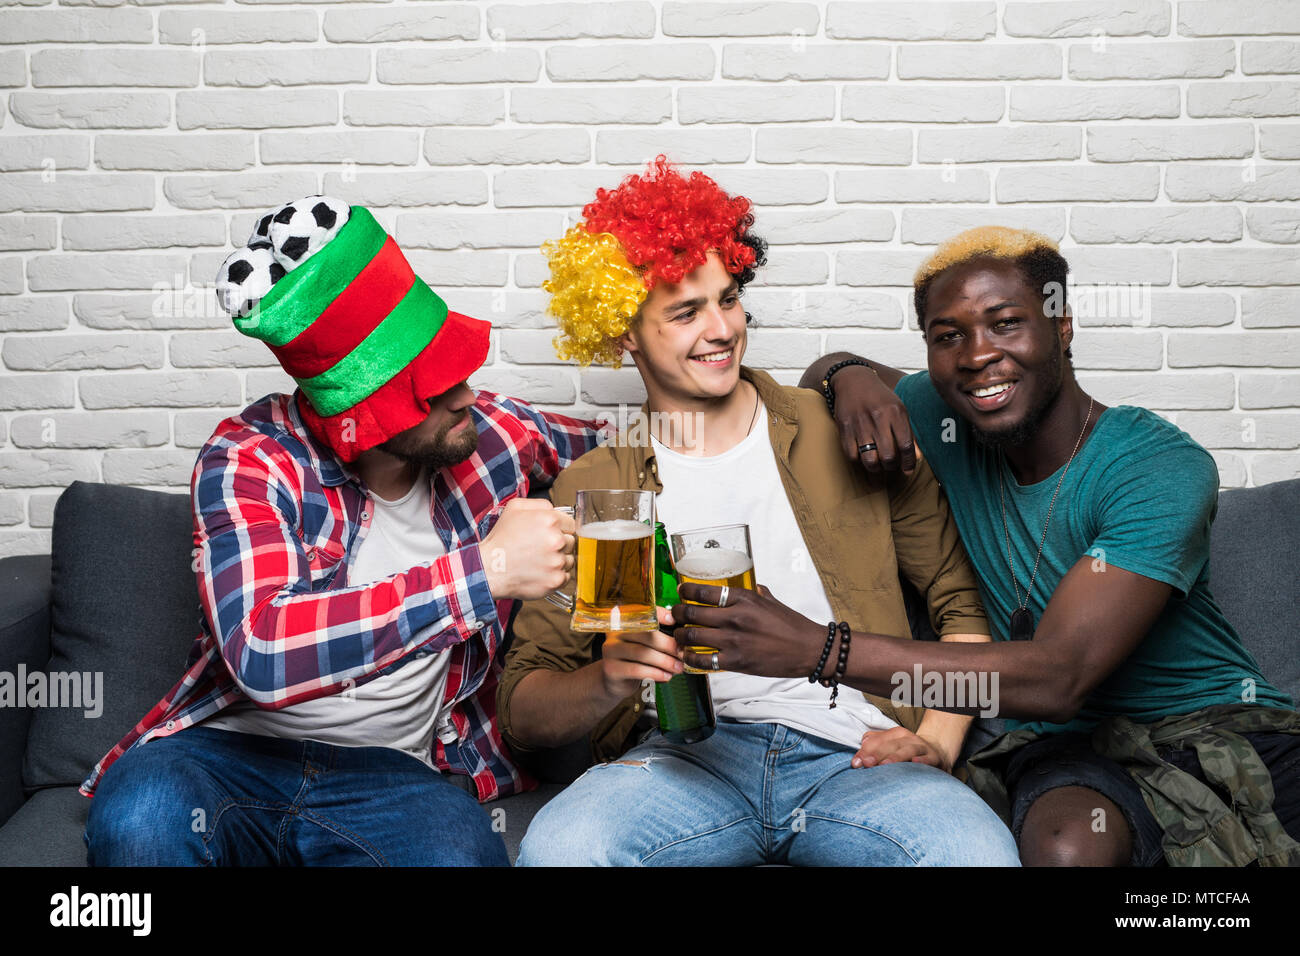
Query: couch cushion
xmin=0 ymin=786 xmax=89 ymax=866
xmin=0 ymin=555 xmax=52 ymax=825
xmin=1209 ymin=478 xmax=1300 ymax=707
xmin=24 ymin=482 xmax=201 ymax=791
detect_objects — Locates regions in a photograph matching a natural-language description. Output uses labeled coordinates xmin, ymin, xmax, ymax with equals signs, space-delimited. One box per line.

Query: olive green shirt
xmin=499 ymin=367 xmax=990 ymax=762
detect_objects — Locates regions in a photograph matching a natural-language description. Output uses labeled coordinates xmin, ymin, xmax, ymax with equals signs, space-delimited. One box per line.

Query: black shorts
xmin=1005 ymin=730 xmax=1300 ymax=867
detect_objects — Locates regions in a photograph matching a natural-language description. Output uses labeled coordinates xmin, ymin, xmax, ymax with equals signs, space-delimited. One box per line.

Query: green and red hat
xmin=216 ymin=197 xmax=489 ymax=462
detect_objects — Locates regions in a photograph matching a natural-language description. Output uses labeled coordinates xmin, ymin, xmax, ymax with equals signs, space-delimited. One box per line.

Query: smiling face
xmin=922 ymin=257 xmax=1073 ymax=449
xmin=621 ymin=251 xmax=747 ymax=407
xmin=378 ymin=380 xmax=479 ymax=473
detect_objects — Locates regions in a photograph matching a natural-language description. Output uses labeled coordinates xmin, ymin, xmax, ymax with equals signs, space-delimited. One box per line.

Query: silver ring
xmin=718 ymin=585 xmax=730 ymax=606
xmin=711 ymin=652 xmax=720 ymax=671
xmin=858 ymin=442 xmax=878 ymax=454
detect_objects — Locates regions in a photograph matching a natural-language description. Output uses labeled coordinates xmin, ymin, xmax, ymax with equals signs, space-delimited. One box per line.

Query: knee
xmin=923 ymin=797 xmax=1022 ymax=867
xmin=1018 ymin=821 xmax=1129 ymax=867
xmin=517 ymin=798 xmax=632 ymax=867
xmin=517 ymin=806 xmax=591 ymax=867
xmin=439 ymin=807 xmax=510 ymax=867
xmin=86 ymin=750 xmax=213 ymax=866
xmin=402 ymin=786 xmax=509 ymax=867
xmin=1018 ymin=797 xmax=1131 ymax=867
xmin=885 ymin=766 xmax=1021 ymax=866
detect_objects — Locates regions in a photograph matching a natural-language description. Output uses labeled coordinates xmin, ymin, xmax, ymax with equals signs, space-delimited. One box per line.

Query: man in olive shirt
xmin=498 ymin=161 xmax=1019 ymax=866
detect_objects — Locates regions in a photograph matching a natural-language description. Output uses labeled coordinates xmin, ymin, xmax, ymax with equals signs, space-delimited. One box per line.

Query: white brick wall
xmin=2 ymin=0 xmax=1299 ymax=557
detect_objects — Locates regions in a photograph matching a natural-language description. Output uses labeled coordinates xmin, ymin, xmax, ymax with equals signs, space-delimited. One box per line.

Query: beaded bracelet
xmin=808 ymin=621 xmax=837 ymax=684
xmin=820 ymin=622 xmax=851 ymax=709
xmin=820 ymin=359 xmax=875 ymax=416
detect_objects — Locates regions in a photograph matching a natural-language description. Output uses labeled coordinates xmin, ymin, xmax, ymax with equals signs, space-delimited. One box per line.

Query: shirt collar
xmin=632 ymin=365 xmax=798 ymax=486
xmin=287 ymin=390 xmax=358 ymax=488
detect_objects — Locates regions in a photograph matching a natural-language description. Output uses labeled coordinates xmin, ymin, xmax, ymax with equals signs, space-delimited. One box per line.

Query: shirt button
xmin=361 ymin=511 xmax=370 ymax=521
xmin=165 ymin=720 xmax=175 ymax=730
xmin=466 ymin=620 xmax=480 ymax=631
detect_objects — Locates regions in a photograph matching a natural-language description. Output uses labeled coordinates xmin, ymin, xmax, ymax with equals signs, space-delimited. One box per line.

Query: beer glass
xmin=670 ymin=524 xmax=755 ymax=673
xmin=546 ymin=490 xmax=656 ymax=632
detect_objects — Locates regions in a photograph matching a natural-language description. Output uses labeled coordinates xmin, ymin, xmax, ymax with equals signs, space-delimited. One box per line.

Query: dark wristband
xmin=809 ymin=621 xmax=837 ymax=684
xmin=821 ymin=359 xmax=875 ymax=415
xmin=819 ymin=622 xmax=851 ymax=709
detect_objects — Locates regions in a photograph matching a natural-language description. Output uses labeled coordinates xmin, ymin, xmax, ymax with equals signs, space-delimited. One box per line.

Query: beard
xmin=378 ymin=410 xmax=479 ymax=474
xmin=969 ymin=343 xmax=1064 ymax=451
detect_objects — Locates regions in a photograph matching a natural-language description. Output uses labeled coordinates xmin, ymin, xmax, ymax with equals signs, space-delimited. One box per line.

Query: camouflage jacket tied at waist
xmin=964 ymin=703 xmax=1300 ymax=867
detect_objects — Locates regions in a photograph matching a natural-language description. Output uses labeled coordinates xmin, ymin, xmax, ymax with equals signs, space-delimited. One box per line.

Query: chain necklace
xmin=998 ymin=397 xmax=1094 ymax=642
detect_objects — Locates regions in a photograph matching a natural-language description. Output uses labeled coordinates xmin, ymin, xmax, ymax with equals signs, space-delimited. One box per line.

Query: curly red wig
xmin=542 ymin=157 xmax=767 ymax=366
xmin=583 ymin=155 xmax=758 ymax=288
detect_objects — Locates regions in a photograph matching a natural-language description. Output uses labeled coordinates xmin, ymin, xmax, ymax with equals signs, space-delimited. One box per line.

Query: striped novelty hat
xmin=216 ymin=195 xmax=489 ymax=462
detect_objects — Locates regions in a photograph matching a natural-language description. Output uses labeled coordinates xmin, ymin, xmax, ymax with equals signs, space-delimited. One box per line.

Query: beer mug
xmin=670 ymin=524 xmax=756 ymax=673
xmin=546 ymin=489 xmax=657 ymax=632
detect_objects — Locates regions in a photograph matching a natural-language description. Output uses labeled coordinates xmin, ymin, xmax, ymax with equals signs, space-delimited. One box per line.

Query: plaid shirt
xmin=81 ymin=390 xmax=603 ymax=802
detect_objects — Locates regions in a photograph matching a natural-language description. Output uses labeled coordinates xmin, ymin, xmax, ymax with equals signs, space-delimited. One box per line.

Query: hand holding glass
xmin=670 ymin=523 xmax=756 ymax=673
xmin=546 ymin=490 xmax=657 ymax=633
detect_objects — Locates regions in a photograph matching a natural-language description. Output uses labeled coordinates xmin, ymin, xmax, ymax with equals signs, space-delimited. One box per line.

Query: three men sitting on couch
xmin=84 ymin=168 xmax=1298 ymax=867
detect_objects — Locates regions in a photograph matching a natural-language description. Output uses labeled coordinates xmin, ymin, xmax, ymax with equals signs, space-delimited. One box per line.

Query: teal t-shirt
xmin=895 ymin=371 xmax=1294 ymax=736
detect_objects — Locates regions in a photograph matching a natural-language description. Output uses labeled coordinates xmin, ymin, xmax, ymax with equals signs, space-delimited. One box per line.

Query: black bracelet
xmin=821 ymin=359 xmax=875 ymax=416
xmin=821 ymin=622 xmax=851 ymax=709
xmin=809 ymin=621 xmax=837 ymax=683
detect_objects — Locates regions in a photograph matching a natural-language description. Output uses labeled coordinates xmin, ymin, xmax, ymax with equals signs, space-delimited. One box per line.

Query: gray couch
xmin=1 ymin=478 xmax=1297 ymax=866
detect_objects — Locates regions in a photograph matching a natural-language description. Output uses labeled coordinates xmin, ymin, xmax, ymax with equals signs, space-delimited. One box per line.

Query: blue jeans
xmin=85 ymin=726 xmax=509 ymax=866
xmin=518 ymin=721 xmax=1020 ymax=866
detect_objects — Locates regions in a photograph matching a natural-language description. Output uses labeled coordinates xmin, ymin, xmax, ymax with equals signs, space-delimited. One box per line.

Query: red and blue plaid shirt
xmin=81 ymin=390 xmax=603 ymax=802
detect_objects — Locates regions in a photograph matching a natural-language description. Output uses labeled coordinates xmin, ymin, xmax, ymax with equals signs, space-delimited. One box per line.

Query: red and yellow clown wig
xmin=542 ymin=156 xmax=765 ymax=367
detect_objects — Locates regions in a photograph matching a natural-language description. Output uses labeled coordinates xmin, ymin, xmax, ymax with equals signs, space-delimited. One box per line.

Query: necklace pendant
xmin=1010 ymin=607 xmax=1035 ymax=642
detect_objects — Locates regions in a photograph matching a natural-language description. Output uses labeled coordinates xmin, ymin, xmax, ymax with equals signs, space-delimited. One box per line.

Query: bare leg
xmin=1018 ymin=785 xmax=1133 ymax=867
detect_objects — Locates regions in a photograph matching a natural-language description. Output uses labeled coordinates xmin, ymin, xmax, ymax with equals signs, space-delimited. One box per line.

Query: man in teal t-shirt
xmin=669 ymin=226 xmax=1299 ymax=867
xmin=893 ymin=370 xmax=1292 ymax=737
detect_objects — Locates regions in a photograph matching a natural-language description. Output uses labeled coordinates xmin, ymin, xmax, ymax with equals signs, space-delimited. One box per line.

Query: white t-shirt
xmin=203 ymin=468 xmax=458 ymax=767
xmin=650 ymin=402 xmax=897 ymax=750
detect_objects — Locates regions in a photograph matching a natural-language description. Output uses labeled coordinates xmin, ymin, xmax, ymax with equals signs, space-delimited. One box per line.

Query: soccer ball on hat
xmin=215 ymin=243 xmax=284 ymax=318
xmin=267 ymin=195 xmax=350 ymax=272
xmin=246 ymin=207 xmax=277 ymax=247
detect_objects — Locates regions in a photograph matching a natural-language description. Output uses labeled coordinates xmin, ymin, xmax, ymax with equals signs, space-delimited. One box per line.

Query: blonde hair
xmin=914 ymin=226 xmax=1060 ymax=287
xmin=913 ymin=226 xmax=1068 ymax=326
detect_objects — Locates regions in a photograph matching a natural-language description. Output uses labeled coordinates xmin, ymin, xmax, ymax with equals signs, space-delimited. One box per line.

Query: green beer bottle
xmin=652 ymin=521 xmax=715 ymax=744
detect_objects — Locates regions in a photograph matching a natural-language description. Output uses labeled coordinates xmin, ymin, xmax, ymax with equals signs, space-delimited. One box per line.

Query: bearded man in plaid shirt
xmin=82 ymin=196 xmax=603 ymax=866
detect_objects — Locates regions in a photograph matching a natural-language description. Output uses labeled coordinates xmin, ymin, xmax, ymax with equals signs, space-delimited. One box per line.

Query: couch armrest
xmin=0 ymin=554 xmax=53 ymax=827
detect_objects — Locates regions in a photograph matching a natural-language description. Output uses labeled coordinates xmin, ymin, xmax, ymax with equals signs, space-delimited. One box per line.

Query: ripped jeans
xmin=516 ymin=720 xmax=1020 ymax=866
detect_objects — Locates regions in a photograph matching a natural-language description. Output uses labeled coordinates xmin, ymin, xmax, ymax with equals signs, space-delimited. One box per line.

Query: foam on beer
xmin=675 ymin=548 xmax=752 ymax=581
xmin=580 ymin=519 xmax=653 ymax=540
